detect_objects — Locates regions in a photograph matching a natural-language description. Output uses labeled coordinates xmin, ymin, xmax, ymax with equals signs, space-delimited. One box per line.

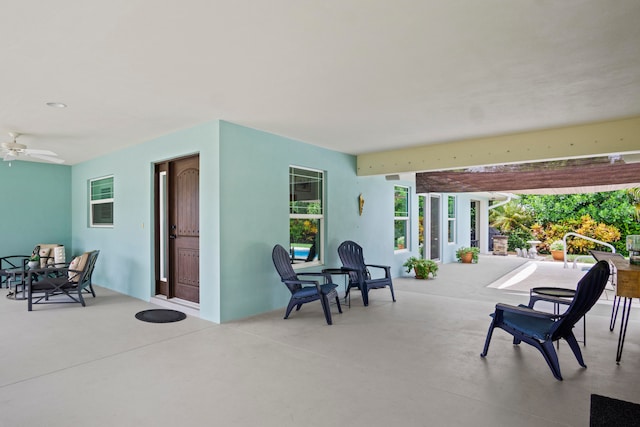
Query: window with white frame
xmin=394 ymin=186 xmax=409 ymax=250
xmin=289 ymin=167 xmax=323 ymax=265
xmin=90 ymin=176 xmax=114 ymax=227
xmin=447 ymin=195 xmax=456 ymax=243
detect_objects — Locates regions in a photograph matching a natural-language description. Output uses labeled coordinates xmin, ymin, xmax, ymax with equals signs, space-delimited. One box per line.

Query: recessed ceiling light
xmin=46 ymin=102 xmax=67 ymax=108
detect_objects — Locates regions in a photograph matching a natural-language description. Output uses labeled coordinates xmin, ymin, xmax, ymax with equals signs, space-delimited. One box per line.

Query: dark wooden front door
xmin=155 ymin=154 xmax=200 ymax=303
xmin=170 ymin=155 xmax=200 ymax=302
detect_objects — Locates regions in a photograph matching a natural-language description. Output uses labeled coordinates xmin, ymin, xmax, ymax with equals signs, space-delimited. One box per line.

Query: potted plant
xmin=403 ymin=256 xmax=438 ymax=279
xmin=456 ymin=246 xmax=480 ymax=263
xmin=27 ymin=254 xmax=40 ymax=269
xmin=549 ymin=240 xmax=565 ymax=261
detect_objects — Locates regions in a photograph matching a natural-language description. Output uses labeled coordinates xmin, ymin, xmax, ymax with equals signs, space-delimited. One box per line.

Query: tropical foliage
xmin=289 ymin=201 xmax=321 ymax=245
xmin=530 ymin=215 xmax=621 ymax=254
xmin=489 ymin=202 xmax=534 ymax=233
xmin=518 ymin=192 xmax=635 ymax=225
xmin=489 ymin=202 xmax=534 ymax=251
xmin=289 ymin=219 xmax=318 ymax=245
xmin=628 ymin=188 xmax=640 ymax=221
xmin=506 ymin=229 xmax=534 ymax=252
xmin=490 ymin=190 xmax=640 ymax=255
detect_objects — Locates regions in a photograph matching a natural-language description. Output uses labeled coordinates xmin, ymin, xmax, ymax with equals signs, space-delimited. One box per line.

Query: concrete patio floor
xmin=0 ymin=254 xmax=638 ymax=426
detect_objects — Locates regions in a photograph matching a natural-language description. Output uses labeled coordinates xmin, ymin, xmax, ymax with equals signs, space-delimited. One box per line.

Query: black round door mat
xmin=135 ymin=309 xmax=187 ymax=323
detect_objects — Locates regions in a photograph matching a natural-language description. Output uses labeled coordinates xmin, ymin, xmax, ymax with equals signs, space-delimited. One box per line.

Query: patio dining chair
xmin=480 ymin=260 xmax=610 ymax=380
xmin=27 ymin=250 xmax=100 ymax=311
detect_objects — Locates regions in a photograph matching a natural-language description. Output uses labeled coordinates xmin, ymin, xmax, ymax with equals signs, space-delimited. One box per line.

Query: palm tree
xmin=490 ymin=202 xmax=533 ymax=233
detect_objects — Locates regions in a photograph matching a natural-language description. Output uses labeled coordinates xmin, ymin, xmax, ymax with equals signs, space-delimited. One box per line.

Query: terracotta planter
xmin=460 ymin=252 xmax=474 ymax=263
xmin=551 ymin=250 xmax=564 ymax=261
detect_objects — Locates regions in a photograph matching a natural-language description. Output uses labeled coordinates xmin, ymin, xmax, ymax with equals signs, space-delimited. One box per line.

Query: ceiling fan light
xmin=46 ymin=102 xmax=67 ymax=108
xmin=1 ymin=132 xmax=63 ymax=164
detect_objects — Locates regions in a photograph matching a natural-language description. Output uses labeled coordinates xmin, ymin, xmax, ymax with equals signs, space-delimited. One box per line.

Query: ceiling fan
xmin=1 ymin=132 xmax=64 ymax=164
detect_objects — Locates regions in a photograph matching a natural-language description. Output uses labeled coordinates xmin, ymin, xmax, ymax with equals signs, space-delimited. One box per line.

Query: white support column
xmin=479 ymin=199 xmax=489 ymax=254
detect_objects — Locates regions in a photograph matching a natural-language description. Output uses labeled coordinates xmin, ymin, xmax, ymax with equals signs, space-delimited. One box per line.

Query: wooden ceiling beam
xmin=416 ymin=161 xmax=640 ymax=193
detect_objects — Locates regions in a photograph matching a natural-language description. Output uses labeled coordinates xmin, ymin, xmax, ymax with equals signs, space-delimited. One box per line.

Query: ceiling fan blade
xmin=27 ymin=153 xmax=65 ymax=164
xmin=23 ymin=148 xmax=58 ymax=156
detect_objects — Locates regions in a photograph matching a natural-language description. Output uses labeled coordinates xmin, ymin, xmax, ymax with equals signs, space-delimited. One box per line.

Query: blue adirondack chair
xmin=337 ymin=240 xmax=395 ymax=306
xmin=480 ymin=260 xmax=610 ymax=380
xmin=272 ymin=244 xmax=342 ymax=325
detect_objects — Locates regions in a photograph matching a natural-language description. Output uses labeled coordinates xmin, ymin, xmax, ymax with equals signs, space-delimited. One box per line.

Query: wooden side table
xmin=609 ymin=258 xmax=640 ymax=363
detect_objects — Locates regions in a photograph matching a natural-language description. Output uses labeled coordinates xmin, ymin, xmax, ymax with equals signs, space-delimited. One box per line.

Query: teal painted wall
xmin=68 ymin=119 xmax=417 ymax=323
xmin=71 ymin=122 xmax=221 ymax=322
xmin=0 ymin=161 xmax=72 ymax=256
xmin=218 ymin=122 xmax=400 ymax=321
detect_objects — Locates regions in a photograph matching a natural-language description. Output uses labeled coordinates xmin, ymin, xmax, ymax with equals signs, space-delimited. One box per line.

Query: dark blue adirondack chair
xmin=480 ymin=260 xmax=610 ymax=380
xmin=337 ymin=240 xmax=395 ymax=307
xmin=272 ymin=244 xmax=342 ymax=325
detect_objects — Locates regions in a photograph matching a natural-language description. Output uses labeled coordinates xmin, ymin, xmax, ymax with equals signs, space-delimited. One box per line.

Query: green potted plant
xmin=549 ymin=240 xmax=565 ymax=261
xmin=27 ymin=254 xmax=40 ymax=269
xmin=456 ymin=246 xmax=480 ymax=263
xmin=403 ymin=256 xmax=438 ymax=279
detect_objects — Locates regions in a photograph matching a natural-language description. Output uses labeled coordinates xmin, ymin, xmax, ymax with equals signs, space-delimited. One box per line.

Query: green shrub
xmin=507 ymin=229 xmax=534 ymax=251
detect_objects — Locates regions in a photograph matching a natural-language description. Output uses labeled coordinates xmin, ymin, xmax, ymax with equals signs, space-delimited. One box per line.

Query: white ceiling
xmin=2 ymin=0 xmax=640 ymax=165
